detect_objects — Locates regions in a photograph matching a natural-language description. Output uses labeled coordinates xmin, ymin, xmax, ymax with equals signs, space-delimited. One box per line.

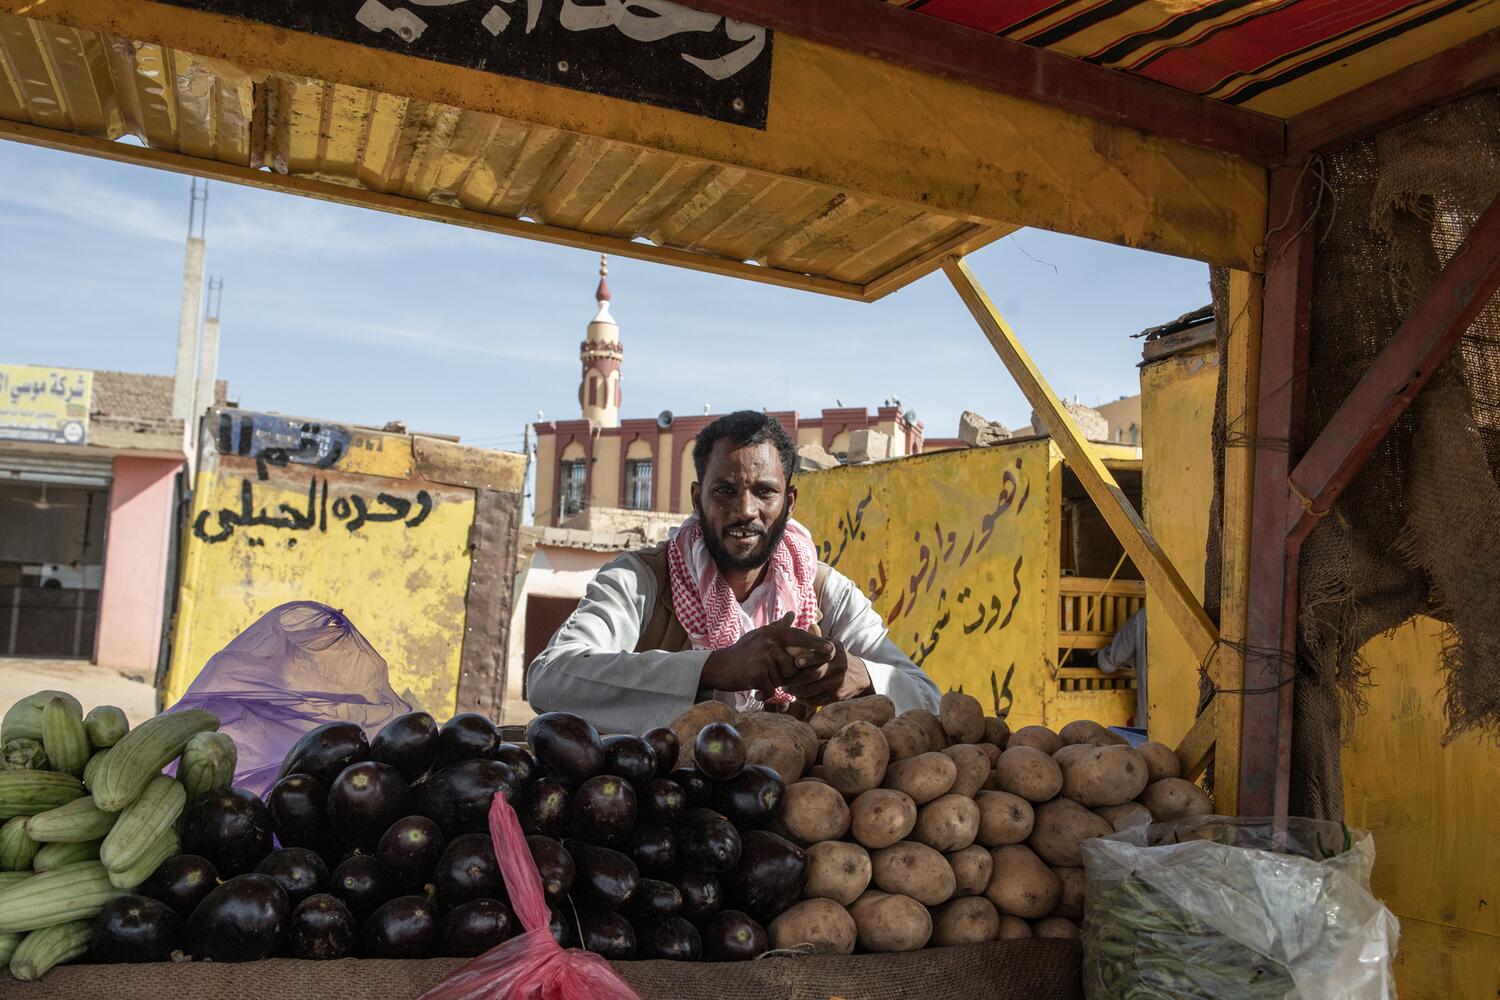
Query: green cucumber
xmin=9 ymin=919 xmax=93 ymax=980
xmin=41 ymin=699 xmax=89 ymax=778
xmin=100 ymin=775 xmax=184 ymax=873
xmin=0 ymin=932 xmax=20 ymax=965
xmin=0 ymin=861 xmax=121 ymax=934
xmin=106 ymin=830 xmax=179 ymax=890
xmin=0 ymin=872 xmax=30 ymax=891
xmin=1 ymin=691 xmax=82 ymax=744
xmin=32 ymin=839 xmax=100 ymax=872
xmin=179 ymin=732 xmax=237 ymax=800
xmin=0 ymin=816 xmax=39 ymax=871
xmin=82 ymin=748 xmax=109 ymax=789
xmin=89 ymin=710 xmax=218 ymax=812
xmin=25 ymin=797 xmax=117 ymax=844
xmin=0 ymin=771 xmax=84 ymax=819
xmin=83 ymin=706 xmax=129 ymax=749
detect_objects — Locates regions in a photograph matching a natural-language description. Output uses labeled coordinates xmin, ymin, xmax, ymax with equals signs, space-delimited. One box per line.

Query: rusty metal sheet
xmin=456 ymin=488 xmax=521 ymax=717
xmin=413 ymin=435 xmax=527 ymax=493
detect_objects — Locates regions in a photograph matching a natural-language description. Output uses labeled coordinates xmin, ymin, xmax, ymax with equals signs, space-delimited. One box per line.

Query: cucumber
xmin=32 ymin=839 xmax=100 ymax=872
xmin=100 ymin=775 xmax=185 ymax=874
xmin=106 ymin=830 xmax=179 ymax=890
xmin=0 ymin=872 xmax=30 ymax=891
xmin=0 ymin=861 xmax=121 ymax=934
xmin=41 ymin=699 xmax=89 ymax=778
xmin=3 ymin=738 xmax=47 ymax=771
xmin=9 ymin=919 xmax=92 ymax=981
xmin=0 ymin=932 xmax=19 ymax=966
xmin=83 ymin=706 xmax=129 ymax=749
xmin=179 ymin=732 xmax=237 ymax=800
xmin=25 ymin=797 xmax=117 ymax=844
xmin=0 ymin=771 xmax=85 ymax=819
xmin=0 ymin=816 xmax=38 ymax=871
xmin=89 ymin=710 xmax=218 ymax=812
xmin=82 ymin=748 xmax=109 ymax=788
xmin=1 ymin=691 xmax=82 ymax=744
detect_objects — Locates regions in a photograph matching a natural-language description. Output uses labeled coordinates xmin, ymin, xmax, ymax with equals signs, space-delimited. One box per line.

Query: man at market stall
xmin=527 ymin=410 xmax=942 ymax=734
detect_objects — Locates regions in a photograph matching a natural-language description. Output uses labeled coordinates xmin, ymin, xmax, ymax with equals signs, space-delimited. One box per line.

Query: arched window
xmin=624 ymin=438 xmax=653 ymax=510
xmin=560 ymin=441 xmax=586 ymax=517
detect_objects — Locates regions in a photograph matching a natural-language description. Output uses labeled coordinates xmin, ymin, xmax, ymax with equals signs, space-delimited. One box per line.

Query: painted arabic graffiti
xmin=154 ymin=0 xmax=773 ymax=127
xmin=193 ymin=475 xmax=432 ymax=545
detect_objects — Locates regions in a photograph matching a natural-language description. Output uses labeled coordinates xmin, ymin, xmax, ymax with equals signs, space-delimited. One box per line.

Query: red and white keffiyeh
xmin=667 ymin=514 xmax=820 ymax=708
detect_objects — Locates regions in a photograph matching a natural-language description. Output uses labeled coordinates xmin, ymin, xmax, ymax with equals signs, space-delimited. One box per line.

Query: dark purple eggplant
xmin=693 ymin=722 xmax=745 ymax=781
xmin=669 ymin=768 xmax=712 ymax=807
xmin=438 ymin=898 xmax=514 ymax=957
xmin=287 ymin=893 xmax=357 ymax=960
xmin=91 ymin=895 xmax=181 ymax=963
xmin=359 ymin=895 xmax=437 ymax=958
xmin=186 ymin=873 xmax=288 ymax=962
xmin=526 ymin=835 xmax=574 ymax=903
xmin=642 ymin=727 xmax=678 ymax=778
xmin=371 ymin=712 xmax=440 ymax=782
xmin=253 ymin=847 xmax=330 ymax=907
xmin=435 ymin=713 xmax=498 ymax=769
xmin=549 ymin=907 xmax=578 ymax=948
xmin=326 ymin=761 xmax=414 ymax=852
xmin=181 ymin=788 xmax=274 ymax=877
xmin=637 ymin=917 xmax=702 ymax=961
xmin=525 ymin=713 xmax=605 ymax=786
xmin=137 ymin=854 xmax=218 ymax=920
xmin=702 ymin=910 xmax=767 ymax=962
xmin=491 ymin=743 xmax=537 ymax=786
xmin=570 ymin=774 xmax=636 ymax=846
xmin=578 ymin=911 xmax=635 ymax=960
xmin=601 ymin=735 xmax=656 ymax=784
xmin=623 ymin=878 xmax=682 ymax=920
xmin=330 ymin=855 xmax=397 ymax=922
xmin=279 ymin=722 xmax=370 ymax=787
xmin=628 ymin=825 xmax=678 ymax=875
xmin=672 ymin=867 xmax=723 ymax=919
xmin=679 ymin=808 xmax=742 ymax=873
xmin=722 ymin=830 xmax=807 ymax=922
xmin=434 ymin=833 xmax=505 ymax=909
xmin=419 ymin=759 xmax=518 ymax=838
xmin=710 ymin=764 xmax=786 ymax=830
xmin=376 ymin=815 xmax=446 ymax=891
xmin=267 ymin=773 xmax=332 ymax=853
xmin=637 ymin=778 xmax=687 ymax=827
xmin=562 ymin=839 xmax=638 ymax=910
xmin=515 ymin=778 xmax=570 ymax=838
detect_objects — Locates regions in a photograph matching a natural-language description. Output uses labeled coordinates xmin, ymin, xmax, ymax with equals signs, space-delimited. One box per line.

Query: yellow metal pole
xmin=943 ymin=255 xmax=1221 ymax=667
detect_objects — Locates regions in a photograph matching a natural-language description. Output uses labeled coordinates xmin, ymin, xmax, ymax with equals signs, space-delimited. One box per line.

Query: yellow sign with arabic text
xmin=0 ymin=364 xmax=92 ymax=445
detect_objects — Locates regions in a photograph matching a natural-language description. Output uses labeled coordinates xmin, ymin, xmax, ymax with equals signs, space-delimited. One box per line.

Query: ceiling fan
xmin=10 ymin=483 xmax=86 ymax=511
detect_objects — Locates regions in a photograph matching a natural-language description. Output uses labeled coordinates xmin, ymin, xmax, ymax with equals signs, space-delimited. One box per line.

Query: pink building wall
xmin=95 ymin=456 xmax=182 ymax=673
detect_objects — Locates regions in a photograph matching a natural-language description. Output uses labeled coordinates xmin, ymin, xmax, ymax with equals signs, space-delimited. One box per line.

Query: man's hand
xmin=777 ymin=640 xmax=873 ymax=708
xmin=701 ymin=613 xmax=835 ymax=694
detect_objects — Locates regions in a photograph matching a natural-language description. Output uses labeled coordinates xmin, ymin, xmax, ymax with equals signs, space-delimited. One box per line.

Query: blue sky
xmin=1 ymin=139 xmax=1210 ymax=453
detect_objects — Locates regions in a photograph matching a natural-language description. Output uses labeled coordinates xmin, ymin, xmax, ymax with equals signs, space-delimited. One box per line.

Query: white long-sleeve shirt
xmin=527 ymin=551 xmax=942 ymax=734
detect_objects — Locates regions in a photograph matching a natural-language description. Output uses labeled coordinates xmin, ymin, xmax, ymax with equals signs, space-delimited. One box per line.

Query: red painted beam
xmin=1239 ymin=164 xmax=1317 ymax=819
xmin=1287 ymin=189 xmax=1500 ymax=538
xmin=683 ymin=0 xmax=1284 ymax=165
xmin=1287 ymin=28 xmax=1500 ymax=160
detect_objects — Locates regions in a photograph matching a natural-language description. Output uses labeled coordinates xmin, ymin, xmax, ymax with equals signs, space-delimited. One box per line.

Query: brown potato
xmin=872 ymin=841 xmax=956 ymax=906
xmin=1137 ymin=740 xmax=1182 ymax=782
xmin=997 ymin=914 xmax=1033 ymax=939
xmin=804 ymin=841 xmax=872 ymax=906
xmin=1058 ymin=719 xmax=1111 ymax=745
xmin=881 ymin=717 xmax=931 ymax=760
xmin=781 ymin=780 xmax=852 ymax=844
xmin=1008 ymin=725 xmax=1064 ymax=755
xmin=931 ymin=896 xmax=1000 ymax=947
xmin=850 ymin=891 xmax=932 ymax=952
xmin=1052 ymin=866 xmax=1086 ymax=919
xmin=850 ymin=788 xmax=918 ymax=850
xmin=1033 ymin=916 xmax=1080 ymax=939
xmin=939 ymin=691 xmax=986 ymax=744
xmin=914 ymin=793 xmax=981 ymax=852
xmin=736 ymin=711 xmax=819 ymax=771
xmin=768 ymin=898 xmax=856 ymax=955
xmin=882 ymin=752 xmax=957 ymax=804
xmin=1059 ymin=745 xmax=1150 ymax=807
xmin=903 ymin=709 xmax=950 ymax=753
xmin=975 ymin=790 xmax=1035 ymax=846
xmin=1051 ymin=743 xmax=1094 ymax=768
xmin=1139 ymin=778 xmax=1213 ymax=821
xmin=978 ymin=742 xmax=1002 ymax=767
xmin=807 ymin=764 xmax=831 ymax=783
xmin=811 ymin=694 xmax=896 ymax=739
xmin=985 ymin=845 xmax=1060 ymax=919
xmin=1029 ymin=797 xmax=1114 ymax=867
xmin=669 ymin=700 xmax=734 ymax=768
xmin=746 ymin=738 xmax=806 ymax=785
xmin=946 ymin=844 xmax=993 ymax=897
xmin=1094 ymin=802 xmax=1153 ymax=832
xmin=942 ymin=744 xmax=991 ymax=798
xmin=983 ymin=716 xmax=1011 ymax=748
xmin=995 ymin=746 xmax=1063 ymax=802
xmin=822 ymin=721 xmax=890 ymax=796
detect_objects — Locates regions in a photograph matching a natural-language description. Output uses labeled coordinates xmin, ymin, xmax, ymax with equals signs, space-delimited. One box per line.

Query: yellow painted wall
xmin=591 ymin=434 xmax=620 ymax=509
xmin=797 ymin=427 xmax=822 ymax=450
xmin=656 ymin=431 xmax=674 ymax=510
xmin=534 ymin=433 xmax=556 ymax=526
xmin=679 ymin=440 xmax=696 ymax=514
xmin=1139 ymin=344 xmax=1219 ymax=746
xmin=828 ymin=430 xmax=851 ymax=455
xmin=625 ymin=438 xmax=652 ymax=461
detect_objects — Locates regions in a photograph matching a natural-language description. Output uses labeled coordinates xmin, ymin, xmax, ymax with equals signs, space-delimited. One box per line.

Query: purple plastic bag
xmin=166 ymin=601 xmax=414 ymax=798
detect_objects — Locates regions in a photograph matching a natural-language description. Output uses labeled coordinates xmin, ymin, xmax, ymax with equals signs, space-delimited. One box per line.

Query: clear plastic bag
xmin=1081 ymin=815 xmax=1399 ymax=1000
xmin=165 ymin=601 xmax=413 ymax=798
xmin=420 ymin=793 xmax=640 ymax=1000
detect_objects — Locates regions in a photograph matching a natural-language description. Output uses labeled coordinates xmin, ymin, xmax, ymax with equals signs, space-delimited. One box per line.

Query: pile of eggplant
xmin=196 ymin=709 xmax=810 ymax=963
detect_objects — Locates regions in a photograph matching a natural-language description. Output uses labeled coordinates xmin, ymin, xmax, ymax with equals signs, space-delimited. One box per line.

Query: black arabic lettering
xmin=994 ymin=555 xmax=1024 ymax=631
xmin=558 ymin=0 xmax=767 ymax=81
xmin=193 ymin=476 xmax=436 ymax=544
xmin=990 ymin=663 xmax=1015 ymax=717
xmin=975 ymin=470 xmax=1018 ymax=555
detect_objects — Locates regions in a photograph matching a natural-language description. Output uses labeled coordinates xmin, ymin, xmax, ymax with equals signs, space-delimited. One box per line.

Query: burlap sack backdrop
xmin=1205 ymin=90 xmax=1500 ymax=819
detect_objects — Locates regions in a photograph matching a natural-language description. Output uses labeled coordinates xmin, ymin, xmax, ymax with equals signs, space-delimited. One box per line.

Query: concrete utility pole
xmin=194 ymin=277 xmax=223 ymax=431
xmin=172 ymin=179 xmax=209 ymax=423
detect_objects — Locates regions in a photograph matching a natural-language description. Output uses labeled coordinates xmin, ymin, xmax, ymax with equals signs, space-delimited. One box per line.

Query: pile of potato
xmin=675 ymin=693 xmax=1211 ymax=956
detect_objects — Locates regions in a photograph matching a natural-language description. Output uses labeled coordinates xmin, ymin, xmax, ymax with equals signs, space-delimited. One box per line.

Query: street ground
xmin=0 ymin=657 xmax=156 ymax=725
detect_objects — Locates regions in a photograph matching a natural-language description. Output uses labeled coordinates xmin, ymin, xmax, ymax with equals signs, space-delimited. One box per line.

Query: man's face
xmin=692 ymin=439 xmax=796 ymax=573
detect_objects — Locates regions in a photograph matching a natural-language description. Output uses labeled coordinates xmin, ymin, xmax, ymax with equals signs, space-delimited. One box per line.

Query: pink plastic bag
xmin=421 ymin=794 xmax=641 ymax=1000
xmin=166 ymin=602 xmax=413 ymax=798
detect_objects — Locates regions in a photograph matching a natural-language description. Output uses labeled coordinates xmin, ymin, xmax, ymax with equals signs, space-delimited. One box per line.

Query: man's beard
xmin=701 ymin=503 xmax=792 ymax=574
